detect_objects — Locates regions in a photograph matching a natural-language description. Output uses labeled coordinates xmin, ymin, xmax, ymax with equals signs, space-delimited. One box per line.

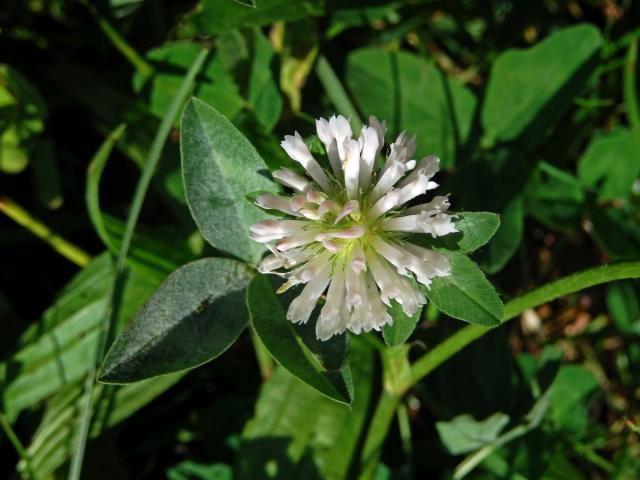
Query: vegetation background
xmin=1 ymin=0 xmax=640 ymax=479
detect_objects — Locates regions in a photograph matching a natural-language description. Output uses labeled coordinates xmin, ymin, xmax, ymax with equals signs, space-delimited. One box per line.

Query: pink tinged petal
xmin=345 ymin=266 xmax=366 ymax=310
xmin=317 ymin=261 xmax=348 ymax=340
xmin=296 ymin=250 xmax=334 ymax=283
xmin=342 ymin=138 xmax=362 ymax=200
xmin=315 ymin=225 xmax=365 ymax=241
xmin=272 ymin=169 xmax=312 ymax=193
xmin=289 ymin=194 xmax=308 ymax=212
xmin=316 ymin=117 xmax=342 ymax=175
xmin=257 ymin=254 xmax=284 ymax=274
xmin=370 ymin=171 xmax=441 ymax=220
xmin=403 ymin=243 xmax=452 ymax=278
xmin=334 ymin=200 xmax=360 ymax=224
xmin=368 ymin=236 xmax=410 ymax=275
xmin=255 ymin=193 xmax=301 ymax=216
xmin=318 ymin=199 xmax=341 ymax=217
xmin=358 ymin=126 xmax=379 ymax=188
xmin=363 ymin=273 xmax=392 ymax=331
xmin=299 ymin=208 xmax=323 ymax=220
xmin=250 ymin=219 xmax=310 ymax=236
xmin=287 ymin=263 xmax=331 ymax=324
xmin=321 ymin=238 xmax=341 ymax=253
xmin=381 ymin=211 xmax=457 ymax=237
xmin=399 ymin=155 xmax=439 ymax=187
xmin=366 ymin=250 xmax=402 ymax=306
xmin=350 ymin=242 xmax=367 ymax=273
xmin=276 ymin=230 xmax=319 ymax=251
xmin=249 ymin=232 xmax=286 ymax=243
xmin=306 ymin=190 xmax=326 ymax=204
xmin=404 ymin=195 xmax=451 ymax=215
xmin=281 ymin=133 xmax=331 ymax=192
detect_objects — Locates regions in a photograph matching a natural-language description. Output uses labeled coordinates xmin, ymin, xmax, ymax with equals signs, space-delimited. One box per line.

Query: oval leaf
xmin=180 ymin=98 xmax=277 ymax=264
xmin=99 ymin=258 xmax=253 ymax=384
xmin=482 ymin=24 xmax=602 ymax=146
xmin=247 ymin=274 xmax=353 ymax=405
xmin=424 ymin=254 xmax=503 ymax=326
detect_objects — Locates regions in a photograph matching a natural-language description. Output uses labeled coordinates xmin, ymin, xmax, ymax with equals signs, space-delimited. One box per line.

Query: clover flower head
xmin=250 ymin=114 xmax=457 ymax=341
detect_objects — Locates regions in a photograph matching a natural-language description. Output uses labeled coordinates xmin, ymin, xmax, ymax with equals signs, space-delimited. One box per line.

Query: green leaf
xmin=482 ymin=24 xmax=602 ymax=146
xmin=578 ymin=129 xmax=640 ymax=201
xmin=436 ymin=412 xmax=510 ymax=455
xmin=182 ymin=0 xmax=323 ymax=36
xmin=247 ymin=274 xmax=353 ymax=405
xmin=424 ymin=254 xmax=503 ymax=326
xmin=0 ymin=253 xmax=167 ymax=420
xmin=346 ymin=48 xmax=476 ymax=167
xmin=133 ymin=42 xmax=244 ymax=122
xmin=407 ymin=211 xmax=500 ymax=254
xmin=382 ymin=301 xmax=422 ymax=347
xmin=247 ymin=30 xmax=283 ymax=131
xmin=237 ymin=338 xmax=373 ymax=479
xmin=548 ymin=365 xmax=598 ymax=437
xmin=99 ymin=258 xmax=253 ymax=384
xmin=476 ymin=197 xmax=524 ymax=274
xmin=524 ymin=161 xmax=585 ymax=232
xmin=180 ymin=97 xmax=278 ymax=264
xmin=606 ymin=280 xmax=640 ymax=335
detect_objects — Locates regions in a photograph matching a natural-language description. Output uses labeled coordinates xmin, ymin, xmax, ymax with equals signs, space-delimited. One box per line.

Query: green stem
xmin=0 ymin=410 xmax=40 ymax=480
xmin=624 ymin=40 xmax=640 ymax=130
xmin=409 ymin=261 xmax=640 ymax=388
xmin=396 ymin=403 xmax=413 ymax=471
xmin=66 ymin=46 xmax=211 ymax=480
xmin=80 ymin=0 xmax=154 ymax=79
xmin=0 ymin=195 xmax=91 ymax=267
xmin=359 ymin=262 xmax=640 ymax=476
xmin=315 ymin=55 xmax=363 ymax=130
xmin=358 ymin=390 xmax=400 ymax=480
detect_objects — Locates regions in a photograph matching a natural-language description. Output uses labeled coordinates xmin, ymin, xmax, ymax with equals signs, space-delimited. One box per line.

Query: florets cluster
xmin=250 ymin=115 xmax=457 ymax=340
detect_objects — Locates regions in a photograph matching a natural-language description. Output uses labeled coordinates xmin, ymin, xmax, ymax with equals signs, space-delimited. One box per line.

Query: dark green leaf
xmin=482 ymin=24 xmax=602 ymax=146
xmin=436 ymin=412 xmax=510 ymax=455
xmin=99 ymin=258 xmax=253 ymax=384
xmin=346 ymin=48 xmax=476 ymax=167
xmin=606 ymin=281 xmax=640 ymax=335
xmin=382 ymin=301 xmax=422 ymax=346
xmin=424 ymin=254 xmax=503 ymax=326
xmin=524 ymin=161 xmax=584 ymax=232
xmin=476 ymin=197 xmax=524 ymax=274
xmin=578 ymin=128 xmax=640 ymax=201
xmin=247 ymin=274 xmax=353 ymax=405
xmin=180 ymin=98 xmax=278 ymax=264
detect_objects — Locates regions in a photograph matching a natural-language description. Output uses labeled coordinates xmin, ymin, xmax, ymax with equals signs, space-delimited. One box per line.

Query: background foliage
xmin=1 ymin=0 xmax=640 ymax=479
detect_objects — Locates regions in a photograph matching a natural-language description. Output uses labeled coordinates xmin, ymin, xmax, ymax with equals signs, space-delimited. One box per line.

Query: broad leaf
xmin=408 ymin=211 xmax=500 ymax=254
xmin=436 ymin=412 xmax=510 ymax=455
xmin=346 ymin=48 xmax=476 ymax=167
xmin=237 ymin=338 xmax=373 ymax=478
xmin=482 ymin=24 xmax=602 ymax=146
xmin=133 ymin=42 xmax=244 ymax=122
xmin=606 ymin=281 xmax=640 ymax=335
xmin=424 ymin=254 xmax=503 ymax=326
xmin=476 ymin=197 xmax=524 ymax=274
xmin=99 ymin=258 xmax=253 ymax=383
xmin=181 ymin=98 xmax=278 ymax=264
xmin=578 ymin=128 xmax=640 ymax=201
xmin=524 ymin=161 xmax=584 ymax=233
xmin=382 ymin=301 xmax=423 ymax=347
xmin=247 ymin=274 xmax=353 ymax=405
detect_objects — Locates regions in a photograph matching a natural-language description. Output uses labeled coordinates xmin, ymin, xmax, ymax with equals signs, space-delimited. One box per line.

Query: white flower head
xmin=251 ymin=115 xmax=457 ymax=341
